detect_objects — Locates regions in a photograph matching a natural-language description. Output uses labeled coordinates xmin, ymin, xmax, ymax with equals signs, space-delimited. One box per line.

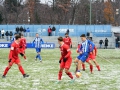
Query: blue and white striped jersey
xmin=11 ymin=37 xmax=15 ymax=43
xmin=80 ymin=40 xmax=95 ymax=53
xmin=33 ymin=37 xmax=44 ymax=48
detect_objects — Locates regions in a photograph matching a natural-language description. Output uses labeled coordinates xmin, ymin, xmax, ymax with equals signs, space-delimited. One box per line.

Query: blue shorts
xmin=77 ymin=53 xmax=89 ymax=62
xmin=36 ymin=48 xmax=41 ymax=53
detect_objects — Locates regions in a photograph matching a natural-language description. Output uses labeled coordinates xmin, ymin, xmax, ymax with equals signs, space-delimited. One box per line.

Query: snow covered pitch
xmin=0 ymin=48 xmax=120 ymax=90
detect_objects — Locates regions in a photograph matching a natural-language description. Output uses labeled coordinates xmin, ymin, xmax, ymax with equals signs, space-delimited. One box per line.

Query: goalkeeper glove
xmin=63 ymin=57 xmax=67 ymax=62
xmin=8 ymin=59 xmax=12 ymax=63
xmin=59 ymin=60 xmax=61 ymax=63
xmin=20 ymin=53 xmax=24 ymax=57
xmin=19 ymin=46 xmax=22 ymax=48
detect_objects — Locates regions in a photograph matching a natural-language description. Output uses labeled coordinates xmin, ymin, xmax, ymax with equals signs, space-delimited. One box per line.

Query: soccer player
xmin=63 ymin=33 xmax=72 ymax=48
xmin=82 ymin=45 xmax=101 ymax=73
xmin=2 ymin=35 xmax=29 ymax=78
xmin=74 ymin=34 xmax=95 ymax=77
xmin=33 ymin=33 xmax=44 ymax=62
xmin=57 ymin=37 xmax=74 ymax=83
xmin=19 ymin=33 xmax=27 ymax=60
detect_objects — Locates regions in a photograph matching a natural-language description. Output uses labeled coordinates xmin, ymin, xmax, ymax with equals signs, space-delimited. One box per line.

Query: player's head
xmin=58 ymin=37 xmax=63 ymax=45
xmin=15 ymin=35 xmax=21 ymax=43
xmin=36 ymin=33 xmax=39 ymax=37
xmin=80 ymin=34 xmax=86 ymax=42
xmin=65 ymin=33 xmax=69 ymax=37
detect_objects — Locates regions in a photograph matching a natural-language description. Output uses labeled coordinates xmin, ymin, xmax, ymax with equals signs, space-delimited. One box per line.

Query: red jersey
xmin=60 ymin=43 xmax=71 ymax=60
xmin=9 ymin=41 xmax=20 ymax=60
xmin=63 ymin=37 xmax=72 ymax=47
xmin=48 ymin=28 xmax=52 ymax=33
xmin=90 ymin=45 xmax=97 ymax=56
xmin=19 ymin=38 xmax=26 ymax=48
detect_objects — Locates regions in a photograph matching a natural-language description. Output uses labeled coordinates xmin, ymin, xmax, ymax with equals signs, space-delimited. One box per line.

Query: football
xmin=76 ymin=72 xmax=82 ymax=78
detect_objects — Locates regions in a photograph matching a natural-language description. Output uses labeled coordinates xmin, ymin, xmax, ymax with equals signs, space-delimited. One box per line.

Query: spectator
xmin=52 ymin=26 xmax=56 ymax=36
xmin=16 ymin=26 xmax=19 ymax=33
xmin=0 ymin=30 xmax=1 ymax=39
xmin=99 ymin=39 xmax=104 ymax=48
xmin=26 ymin=27 xmax=30 ymax=37
xmin=20 ymin=26 xmax=24 ymax=33
xmin=66 ymin=29 xmax=69 ymax=35
xmin=5 ymin=31 xmax=9 ymax=41
xmin=24 ymin=28 xmax=26 ymax=37
xmin=104 ymin=38 xmax=109 ymax=49
xmin=1 ymin=29 xmax=5 ymax=39
xmin=115 ymin=37 xmax=119 ymax=48
xmin=9 ymin=31 xmax=13 ymax=41
xmin=48 ymin=26 xmax=52 ymax=36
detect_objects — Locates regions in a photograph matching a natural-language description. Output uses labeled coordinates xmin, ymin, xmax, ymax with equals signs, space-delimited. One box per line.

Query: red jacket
xmin=48 ymin=28 xmax=52 ymax=33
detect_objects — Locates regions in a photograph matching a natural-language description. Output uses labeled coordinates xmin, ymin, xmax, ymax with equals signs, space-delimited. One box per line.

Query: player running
xmin=33 ymin=33 xmax=44 ymax=62
xmin=19 ymin=33 xmax=27 ymax=60
xmin=57 ymin=37 xmax=74 ymax=83
xmin=82 ymin=45 xmax=101 ymax=73
xmin=74 ymin=34 xmax=95 ymax=77
xmin=63 ymin=33 xmax=72 ymax=48
xmin=2 ymin=35 xmax=29 ymax=78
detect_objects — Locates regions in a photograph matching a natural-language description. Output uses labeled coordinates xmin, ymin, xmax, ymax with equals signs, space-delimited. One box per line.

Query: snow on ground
xmin=0 ymin=49 xmax=120 ymax=90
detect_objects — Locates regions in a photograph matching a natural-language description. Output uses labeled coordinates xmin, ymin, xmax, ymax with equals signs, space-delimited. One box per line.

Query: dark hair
xmin=36 ymin=33 xmax=39 ymax=35
xmin=80 ymin=34 xmax=86 ymax=37
xmin=58 ymin=37 xmax=63 ymax=41
xmin=15 ymin=35 xmax=21 ymax=40
xmin=65 ymin=33 xmax=68 ymax=35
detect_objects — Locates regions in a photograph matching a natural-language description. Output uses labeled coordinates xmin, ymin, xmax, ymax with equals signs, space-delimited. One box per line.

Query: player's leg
xmin=2 ymin=60 xmax=14 ymax=78
xmin=38 ymin=48 xmax=42 ymax=62
xmin=93 ymin=59 xmax=100 ymax=71
xmin=74 ymin=58 xmax=79 ymax=73
xmin=16 ymin=59 xmax=29 ymax=77
xmin=35 ymin=48 xmax=39 ymax=60
xmin=77 ymin=60 xmax=83 ymax=72
xmin=76 ymin=54 xmax=88 ymax=73
xmin=82 ymin=63 xmax=86 ymax=71
xmin=65 ymin=59 xmax=73 ymax=80
xmin=87 ymin=60 xmax=93 ymax=73
xmin=58 ymin=68 xmax=64 ymax=81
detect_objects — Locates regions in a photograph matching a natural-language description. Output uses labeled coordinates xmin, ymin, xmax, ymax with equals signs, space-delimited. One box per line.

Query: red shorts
xmin=86 ymin=54 xmax=96 ymax=62
xmin=9 ymin=58 xmax=20 ymax=66
xmin=60 ymin=58 xmax=72 ymax=69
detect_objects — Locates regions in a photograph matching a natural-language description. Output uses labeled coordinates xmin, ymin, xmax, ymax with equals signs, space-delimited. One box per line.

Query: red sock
xmin=19 ymin=66 xmax=25 ymax=75
xmin=66 ymin=72 xmax=73 ymax=79
xmin=96 ymin=65 xmax=100 ymax=71
xmin=90 ymin=65 xmax=93 ymax=73
xmin=82 ymin=64 xmax=85 ymax=70
xmin=3 ymin=67 xmax=10 ymax=76
xmin=58 ymin=71 xmax=62 ymax=80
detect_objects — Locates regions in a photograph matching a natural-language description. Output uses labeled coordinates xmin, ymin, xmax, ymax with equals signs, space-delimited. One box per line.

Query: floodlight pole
xmin=90 ymin=0 xmax=92 ymax=25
